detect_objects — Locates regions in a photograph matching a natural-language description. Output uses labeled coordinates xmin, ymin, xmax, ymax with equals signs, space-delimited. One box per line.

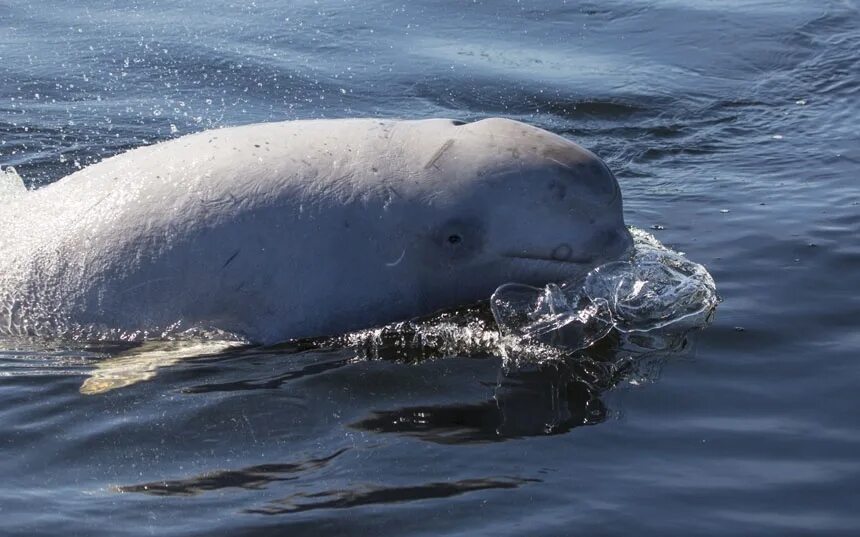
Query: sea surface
xmin=1 ymin=1 xmax=859 ymax=535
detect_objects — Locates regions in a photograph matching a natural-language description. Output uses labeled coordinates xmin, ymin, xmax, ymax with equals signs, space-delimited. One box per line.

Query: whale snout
xmin=548 ymin=225 xmax=633 ymax=266
xmin=589 ymin=225 xmax=634 ymax=264
xmin=502 ymin=225 xmax=632 ymax=269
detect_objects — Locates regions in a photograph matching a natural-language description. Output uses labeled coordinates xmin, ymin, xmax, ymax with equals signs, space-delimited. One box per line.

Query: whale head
xmin=219 ymin=119 xmax=632 ymax=343
xmin=374 ymin=118 xmax=633 ymax=323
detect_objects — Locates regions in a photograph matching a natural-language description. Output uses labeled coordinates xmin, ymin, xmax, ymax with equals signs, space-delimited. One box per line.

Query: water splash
xmin=491 ymin=227 xmax=718 ymax=362
xmin=0 ymin=166 xmax=27 ymax=201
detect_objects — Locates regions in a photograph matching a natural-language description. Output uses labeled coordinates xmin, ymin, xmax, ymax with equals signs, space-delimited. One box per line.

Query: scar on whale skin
xmin=424 ymin=139 xmax=455 ymax=169
xmin=386 ymin=248 xmax=407 ymax=267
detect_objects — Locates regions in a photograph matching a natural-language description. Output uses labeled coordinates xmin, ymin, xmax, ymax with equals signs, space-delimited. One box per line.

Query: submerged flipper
xmin=80 ymin=340 xmax=245 ymax=395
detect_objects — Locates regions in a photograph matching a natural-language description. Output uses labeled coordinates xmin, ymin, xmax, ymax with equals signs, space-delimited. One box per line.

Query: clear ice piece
xmin=490 ymin=228 xmax=718 ymax=351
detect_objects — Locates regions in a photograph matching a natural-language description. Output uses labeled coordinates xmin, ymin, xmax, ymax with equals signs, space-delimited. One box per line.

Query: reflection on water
xmin=350 ymin=324 xmax=698 ymax=443
xmin=246 ymin=477 xmax=540 ymax=516
xmin=118 ymin=448 xmax=348 ymax=496
xmin=114 ymin=444 xmax=541 ymax=517
xmin=182 ymin=354 xmax=351 ymax=394
xmin=113 ymin=310 xmax=701 ymax=509
xmin=350 ymin=370 xmax=608 ymax=443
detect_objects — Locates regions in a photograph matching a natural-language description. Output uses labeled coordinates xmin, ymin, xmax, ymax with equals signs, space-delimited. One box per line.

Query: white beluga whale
xmin=0 ymin=118 xmax=632 ymax=350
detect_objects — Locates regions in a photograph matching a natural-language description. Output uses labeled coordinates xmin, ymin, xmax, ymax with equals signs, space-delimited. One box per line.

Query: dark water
xmin=2 ymin=1 xmax=859 ymax=535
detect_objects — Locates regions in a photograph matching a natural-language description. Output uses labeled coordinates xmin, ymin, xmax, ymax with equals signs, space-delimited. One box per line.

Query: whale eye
xmin=430 ymin=218 xmax=485 ymax=263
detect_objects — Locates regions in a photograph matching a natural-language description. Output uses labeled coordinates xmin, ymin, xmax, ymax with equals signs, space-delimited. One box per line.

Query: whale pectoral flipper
xmin=79 ymin=340 xmax=245 ymax=395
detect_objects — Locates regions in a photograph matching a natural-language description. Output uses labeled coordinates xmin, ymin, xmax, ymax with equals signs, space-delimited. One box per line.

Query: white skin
xmin=0 ymin=118 xmax=632 ymax=344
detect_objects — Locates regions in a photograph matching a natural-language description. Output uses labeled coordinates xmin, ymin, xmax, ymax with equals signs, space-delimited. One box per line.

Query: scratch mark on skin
xmin=424 ymin=139 xmax=455 ymax=169
xmin=222 ymin=249 xmax=241 ymax=269
xmin=546 ymin=157 xmax=573 ymax=170
xmin=385 ymin=248 xmax=406 ymax=267
xmin=67 ymin=192 xmax=112 ymax=230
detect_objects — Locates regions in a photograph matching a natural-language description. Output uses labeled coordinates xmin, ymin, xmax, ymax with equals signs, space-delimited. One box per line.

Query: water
xmin=1 ymin=0 xmax=859 ymax=535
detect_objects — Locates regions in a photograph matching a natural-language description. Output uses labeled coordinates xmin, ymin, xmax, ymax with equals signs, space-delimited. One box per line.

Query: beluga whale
xmin=0 ymin=118 xmax=632 ymax=347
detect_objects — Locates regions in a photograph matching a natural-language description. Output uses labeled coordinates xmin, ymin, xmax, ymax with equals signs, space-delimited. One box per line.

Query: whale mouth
xmin=502 ymin=253 xmax=595 ymax=265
